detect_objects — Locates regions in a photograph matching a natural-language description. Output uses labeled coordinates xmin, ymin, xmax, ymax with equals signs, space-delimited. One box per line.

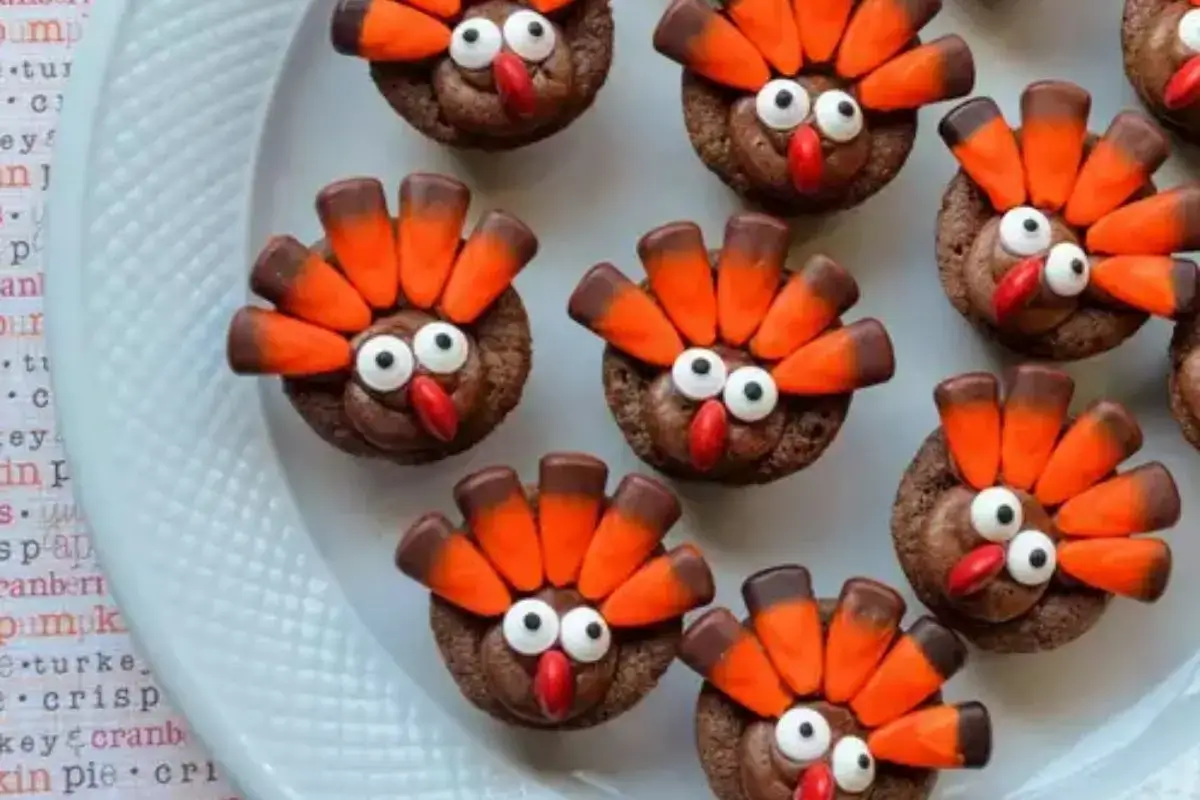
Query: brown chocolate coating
xmin=1123 ymin=0 xmax=1200 ymax=141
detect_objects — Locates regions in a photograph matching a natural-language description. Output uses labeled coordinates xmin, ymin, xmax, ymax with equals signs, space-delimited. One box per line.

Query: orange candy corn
xmin=440 ymin=211 xmax=537 ymax=325
xmin=316 ymin=177 xmax=400 ymax=309
xmin=836 ymin=0 xmax=943 ymax=79
xmin=725 ymin=0 xmax=802 ymax=75
xmin=453 ymin=467 xmax=543 ymax=592
xmin=250 ymin=236 xmax=371 ymax=333
xmin=934 ymin=372 xmax=1001 ymax=491
xmin=742 ymin=566 xmax=823 ymax=696
xmin=680 ymin=608 xmax=792 ymax=718
xmin=771 ymin=319 xmax=896 ymax=395
xmin=795 ymin=0 xmax=853 ymax=63
xmin=638 ymin=222 xmax=718 ymax=347
xmin=850 ymin=617 xmax=966 ymax=728
xmin=577 ymin=475 xmax=682 ymax=601
xmin=527 ymin=0 xmax=577 ymax=11
xmin=856 ymin=35 xmax=975 ymax=112
xmin=1064 ymin=112 xmax=1169 ymax=228
xmin=1090 ymin=256 xmax=1198 ymax=318
xmin=395 ymin=512 xmax=512 ymax=617
xmin=1000 ymin=365 xmax=1074 ymax=491
xmin=331 ymin=0 xmax=452 ymax=62
xmin=716 ymin=213 xmax=790 ymax=346
xmin=405 ymin=0 xmax=461 ymax=19
xmin=1035 ymin=400 xmax=1143 ymax=507
xmin=227 ymin=307 xmax=352 ymax=376
xmin=653 ymin=0 xmax=771 ymax=92
xmin=397 ymin=173 xmax=470 ymax=309
xmin=824 ymin=578 xmax=905 ymax=703
xmin=1055 ymin=462 xmax=1181 ymax=538
xmin=537 ymin=452 xmax=609 ymax=588
xmin=750 ymin=255 xmax=859 ymax=360
xmin=1020 ymin=81 xmax=1091 ymax=212
xmin=1087 ymin=184 xmax=1200 ymax=256
xmin=1057 ymin=538 xmax=1171 ymax=602
xmin=601 ymin=544 xmax=715 ymax=627
xmin=569 ymin=263 xmax=685 ymax=367
xmin=868 ymin=702 xmax=992 ymax=769
xmin=939 ymin=98 xmax=1026 ymax=211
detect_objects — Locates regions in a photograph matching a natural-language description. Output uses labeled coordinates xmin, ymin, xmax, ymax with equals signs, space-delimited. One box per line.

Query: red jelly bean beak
xmin=787 ymin=124 xmax=823 ymax=194
xmin=947 ymin=543 xmax=1007 ymax=598
xmin=992 ymin=255 xmax=1045 ymax=324
xmin=409 ymin=375 xmax=459 ymax=443
xmin=493 ymin=51 xmax=536 ymax=118
xmin=688 ymin=399 xmax=727 ymax=472
xmin=533 ymin=649 xmax=574 ymax=721
xmin=1165 ymin=56 xmax=1200 ymax=110
xmin=795 ymin=762 xmax=834 ymax=800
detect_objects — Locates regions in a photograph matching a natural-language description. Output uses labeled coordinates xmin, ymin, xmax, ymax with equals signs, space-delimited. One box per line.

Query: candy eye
xmin=672 ymin=348 xmax=728 ymax=400
xmin=1043 ymin=242 xmax=1090 ymax=298
xmin=998 ymin=206 xmax=1052 ymax=256
xmin=502 ymin=598 xmax=560 ymax=656
xmin=504 ymin=10 xmax=556 ymax=61
xmin=450 ymin=18 xmax=503 ymax=70
xmin=1007 ymin=529 xmax=1056 ymax=586
xmin=832 ymin=736 xmax=875 ymax=794
xmin=969 ymin=486 xmax=1023 ymax=543
xmin=755 ymin=79 xmax=811 ymax=131
xmin=413 ymin=321 xmax=470 ymax=374
xmin=355 ymin=335 xmax=415 ymax=393
xmin=1180 ymin=9 xmax=1200 ymax=53
xmin=723 ymin=366 xmax=778 ymax=422
xmin=559 ymin=607 xmax=611 ymax=663
xmin=813 ymin=90 xmax=863 ymax=143
xmin=774 ymin=707 xmax=832 ymax=764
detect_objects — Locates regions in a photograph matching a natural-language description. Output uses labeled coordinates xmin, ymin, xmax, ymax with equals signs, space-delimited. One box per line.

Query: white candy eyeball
xmin=774 ymin=707 xmax=832 ymax=764
xmin=1043 ymin=242 xmax=1090 ymax=298
xmin=813 ymin=90 xmax=863 ymax=143
xmin=559 ymin=606 xmax=611 ymax=663
xmin=1180 ymin=9 xmax=1200 ymax=53
xmin=969 ymin=487 xmax=1023 ymax=543
xmin=450 ymin=17 xmax=503 ymax=70
xmin=755 ymin=79 xmax=811 ymax=131
xmin=355 ymin=335 xmax=415 ymax=393
xmin=502 ymin=598 xmax=560 ymax=656
xmin=413 ymin=321 xmax=470 ymax=374
xmin=832 ymin=736 xmax=876 ymax=794
xmin=503 ymin=10 xmax=556 ymax=62
xmin=1006 ymin=529 xmax=1057 ymax=586
xmin=672 ymin=348 xmax=728 ymax=400
xmin=998 ymin=207 xmax=1052 ymax=256
xmin=723 ymin=366 xmax=778 ymax=422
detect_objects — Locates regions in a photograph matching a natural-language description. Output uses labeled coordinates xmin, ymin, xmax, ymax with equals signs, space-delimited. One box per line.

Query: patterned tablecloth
xmin=0 ymin=2 xmax=1193 ymax=799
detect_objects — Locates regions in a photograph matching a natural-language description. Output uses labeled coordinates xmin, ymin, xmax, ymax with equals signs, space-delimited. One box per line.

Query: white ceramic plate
xmin=46 ymin=0 xmax=1200 ymax=798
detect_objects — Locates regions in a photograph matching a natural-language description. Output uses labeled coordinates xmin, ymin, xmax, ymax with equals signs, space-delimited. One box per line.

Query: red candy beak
xmin=947 ymin=544 xmax=1007 ymax=598
xmin=493 ymin=51 xmax=536 ymax=118
xmin=796 ymin=762 xmax=834 ymax=800
xmin=1165 ymin=55 xmax=1200 ymax=110
xmin=409 ymin=375 xmax=459 ymax=442
xmin=992 ymin=255 xmax=1045 ymax=324
xmin=533 ymin=650 xmax=574 ymax=721
xmin=787 ymin=124 xmax=823 ymax=194
xmin=688 ymin=399 xmax=727 ymax=472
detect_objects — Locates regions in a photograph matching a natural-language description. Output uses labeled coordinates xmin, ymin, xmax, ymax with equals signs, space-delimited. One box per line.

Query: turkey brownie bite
xmin=936 ymin=80 xmax=1200 ymax=362
xmin=892 ymin=366 xmax=1180 ymax=654
xmin=651 ymin=0 xmax=975 ymax=215
xmin=395 ymin=453 xmax=715 ymax=729
xmin=331 ymin=0 xmax=613 ymax=150
xmin=682 ymin=566 xmax=992 ymax=800
xmin=226 ymin=172 xmax=534 ymax=464
xmin=1122 ymin=0 xmax=1200 ymax=142
xmin=567 ymin=212 xmax=895 ymax=486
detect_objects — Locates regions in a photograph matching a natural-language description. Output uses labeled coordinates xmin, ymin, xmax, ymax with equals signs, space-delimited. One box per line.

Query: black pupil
xmin=528 ymin=20 xmax=544 ymax=36
xmin=743 ymin=381 xmax=764 ymax=401
xmin=1023 ymin=218 xmax=1039 ymax=232
xmin=586 ymin=621 xmax=602 ymax=639
xmin=1071 ymin=259 xmax=1085 ymax=275
xmin=375 ymin=351 xmax=395 ymax=369
xmin=1029 ymin=549 xmax=1048 ymax=569
xmin=996 ymin=505 xmax=1014 ymax=525
xmin=799 ymin=722 xmax=814 ymax=738
xmin=463 ymin=27 xmax=479 ymax=43
xmin=858 ymin=754 xmax=871 ymax=770
xmin=523 ymin=612 xmax=541 ymax=631
xmin=435 ymin=332 xmax=453 ymax=350
xmin=775 ymin=89 xmax=793 ymax=109
xmin=837 ymin=100 xmax=855 ymax=117
xmin=691 ymin=358 xmax=711 ymax=375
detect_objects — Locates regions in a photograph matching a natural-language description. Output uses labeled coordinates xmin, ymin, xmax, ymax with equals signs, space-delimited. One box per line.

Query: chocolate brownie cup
xmin=936 ymin=80 xmax=1200 ymax=362
xmin=892 ymin=366 xmax=1180 ymax=654
xmin=651 ymin=0 xmax=975 ymax=215
xmin=1122 ymin=0 xmax=1200 ymax=142
xmin=680 ymin=566 xmax=992 ymax=800
xmin=226 ymin=172 xmax=536 ymax=464
xmin=395 ymin=452 xmax=716 ymax=729
xmin=331 ymin=0 xmax=613 ymax=151
xmin=566 ymin=212 xmax=895 ymax=486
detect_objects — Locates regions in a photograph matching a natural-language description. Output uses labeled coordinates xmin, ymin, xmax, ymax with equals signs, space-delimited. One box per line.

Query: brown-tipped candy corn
xmin=637 ymin=222 xmax=717 ymax=347
xmin=1000 ymin=365 xmax=1074 ymax=491
xmin=250 ymin=236 xmax=371 ymax=333
xmin=331 ymin=0 xmax=452 ymax=62
xmin=397 ymin=173 xmax=470 ymax=310
xmin=653 ymin=0 xmax=771 ymax=92
xmin=868 ymin=702 xmax=992 ymax=769
xmin=395 ymin=512 xmax=512 ymax=617
xmin=934 ymin=372 xmax=1001 ymax=491
xmin=600 ymin=544 xmax=715 ymax=627
xmin=1057 ymin=538 xmax=1171 ymax=602
xmin=440 ymin=211 xmax=537 ymax=325
xmin=795 ymin=0 xmax=853 ymax=63
xmin=1019 ymin=81 xmax=1091 ymax=212
xmin=1064 ymin=112 xmax=1169 ymax=228
xmin=742 ymin=565 xmax=823 ymax=696
xmin=315 ymin=177 xmax=399 ymax=309
xmin=771 ymin=319 xmax=895 ymax=396
xmin=716 ymin=213 xmax=789 ymax=346
xmin=938 ymin=97 xmax=1026 ymax=212
xmin=680 ymin=608 xmax=792 ymax=718
xmin=835 ymin=0 xmax=943 ymax=79
xmin=856 ymin=36 xmax=974 ymax=112
xmin=577 ymin=474 xmax=682 ymax=601
xmin=722 ymin=0 xmax=802 ymax=76
xmin=568 ymin=263 xmax=685 ymax=367
xmin=1034 ymin=400 xmax=1143 ymax=507
xmin=227 ymin=307 xmax=352 ymax=376
xmin=1089 ymin=256 xmax=1198 ymax=319
xmin=537 ymin=453 xmax=609 ymax=588
xmin=750 ymin=255 xmax=859 ymax=360
xmin=1087 ymin=184 xmax=1200 ymax=256
xmin=406 ymin=0 xmax=460 ymax=18
xmin=453 ymin=467 xmax=543 ymax=593
xmin=1055 ymin=463 xmax=1181 ymax=538
xmin=824 ymin=578 xmax=905 ymax=703
xmin=850 ymin=617 xmax=966 ymax=728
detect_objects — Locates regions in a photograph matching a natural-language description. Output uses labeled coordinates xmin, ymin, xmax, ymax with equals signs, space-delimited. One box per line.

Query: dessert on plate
xmin=331 ymin=0 xmax=613 ymax=150
xmin=567 ymin=212 xmax=895 ymax=485
xmin=893 ymin=365 xmax=1180 ymax=654
xmin=395 ymin=452 xmax=715 ymax=729
xmin=937 ymin=80 xmax=1200 ymax=361
xmin=652 ymin=0 xmax=975 ymax=214
xmin=226 ymin=172 xmax=535 ymax=464
xmin=1122 ymin=0 xmax=1200 ymax=142
xmin=682 ymin=565 xmax=992 ymax=800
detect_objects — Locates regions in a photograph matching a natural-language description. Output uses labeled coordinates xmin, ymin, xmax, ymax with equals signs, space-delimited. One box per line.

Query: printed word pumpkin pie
xmin=1122 ymin=0 xmax=1200 ymax=143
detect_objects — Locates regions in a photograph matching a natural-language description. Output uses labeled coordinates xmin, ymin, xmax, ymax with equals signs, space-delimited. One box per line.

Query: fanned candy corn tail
xmin=397 ymin=173 xmax=471 ymax=309
xmin=653 ymin=0 xmax=770 ymax=92
xmin=716 ymin=213 xmax=789 ymax=346
xmin=1057 ymin=538 xmax=1171 ymax=602
xmin=824 ymin=578 xmax=905 ymax=703
xmin=771 ymin=319 xmax=896 ymax=395
xmin=568 ymin=264 xmax=685 ymax=367
xmin=395 ymin=513 xmax=512 ymax=617
xmin=1064 ymin=112 xmax=1169 ymax=228
xmin=250 ymin=236 xmax=371 ymax=333
xmin=750 ymin=255 xmax=859 ymax=360
xmin=601 ymin=545 xmax=715 ymax=627
xmin=227 ymin=307 xmax=352 ymax=376
xmin=850 ymin=617 xmax=966 ymax=728
xmin=577 ymin=475 xmax=681 ymax=601
xmin=857 ymin=36 xmax=974 ymax=113
xmin=1000 ymin=365 xmax=1074 ymax=491
xmin=934 ymin=372 xmax=1000 ymax=490
xmin=1034 ymin=400 xmax=1143 ymax=506
xmin=637 ymin=222 xmax=718 ymax=347
xmin=680 ymin=608 xmax=792 ymax=718
xmin=1019 ymin=81 xmax=1091 ymax=212
xmin=537 ymin=453 xmax=609 ymax=588
xmin=453 ymin=467 xmax=544 ymax=592
xmin=440 ymin=211 xmax=537 ymax=325
xmin=1054 ymin=462 xmax=1181 ymax=538
xmin=868 ymin=703 xmax=992 ymax=769
xmin=316 ymin=177 xmax=400 ymax=309
xmin=742 ymin=566 xmax=823 ymax=696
